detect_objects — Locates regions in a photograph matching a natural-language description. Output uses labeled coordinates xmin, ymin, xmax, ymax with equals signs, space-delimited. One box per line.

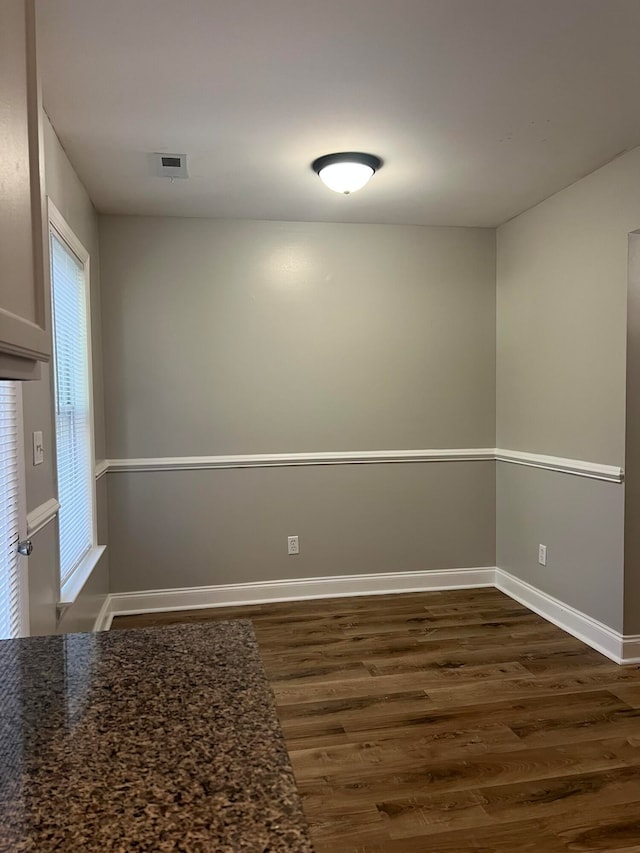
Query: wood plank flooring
xmin=112 ymin=588 xmax=640 ymax=852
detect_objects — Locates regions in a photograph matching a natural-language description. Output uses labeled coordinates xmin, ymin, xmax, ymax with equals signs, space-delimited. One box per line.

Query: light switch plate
xmin=32 ymin=431 xmax=44 ymax=466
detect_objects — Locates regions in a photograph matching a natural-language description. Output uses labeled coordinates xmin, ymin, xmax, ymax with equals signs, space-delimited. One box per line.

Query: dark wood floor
xmin=112 ymin=588 xmax=640 ymax=852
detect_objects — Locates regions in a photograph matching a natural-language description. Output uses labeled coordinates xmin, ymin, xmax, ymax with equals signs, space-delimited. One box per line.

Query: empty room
xmin=3 ymin=0 xmax=640 ymax=850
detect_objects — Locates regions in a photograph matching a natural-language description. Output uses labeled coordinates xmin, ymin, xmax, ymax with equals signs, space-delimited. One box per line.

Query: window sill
xmin=59 ymin=546 xmax=106 ymax=607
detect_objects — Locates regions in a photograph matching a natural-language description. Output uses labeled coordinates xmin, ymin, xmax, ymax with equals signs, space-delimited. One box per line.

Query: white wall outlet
xmin=538 ymin=544 xmax=547 ymax=566
xmin=287 ymin=535 xmax=299 ymax=555
xmin=32 ymin=431 xmax=44 ymax=466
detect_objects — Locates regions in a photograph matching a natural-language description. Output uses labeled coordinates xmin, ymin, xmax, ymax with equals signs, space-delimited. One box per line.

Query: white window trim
xmin=48 ymin=199 xmax=103 ymax=606
xmin=58 ymin=545 xmax=106 ymax=606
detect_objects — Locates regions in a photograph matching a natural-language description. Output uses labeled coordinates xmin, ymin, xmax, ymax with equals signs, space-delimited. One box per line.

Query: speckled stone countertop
xmin=0 ymin=621 xmax=314 ymax=852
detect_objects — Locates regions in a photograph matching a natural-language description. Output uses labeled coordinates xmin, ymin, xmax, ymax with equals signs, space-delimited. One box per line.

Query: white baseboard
xmin=95 ymin=566 xmax=640 ymax=665
xmin=93 ymin=593 xmax=113 ymax=632
xmin=620 ymin=635 xmax=640 ymax=664
xmin=104 ymin=567 xmax=495 ymax=624
xmin=494 ymin=568 xmax=639 ymax=665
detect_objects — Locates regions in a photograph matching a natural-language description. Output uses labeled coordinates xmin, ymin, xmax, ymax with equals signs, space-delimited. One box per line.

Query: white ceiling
xmin=37 ymin=0 xmax=640 ymax=227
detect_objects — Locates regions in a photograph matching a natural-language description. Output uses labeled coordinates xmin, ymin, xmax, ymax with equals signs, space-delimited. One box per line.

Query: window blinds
xmin=50 ymin=231 xmax=93 ymax=588
xmin=0 ymin=382 xmax=21 ymax=640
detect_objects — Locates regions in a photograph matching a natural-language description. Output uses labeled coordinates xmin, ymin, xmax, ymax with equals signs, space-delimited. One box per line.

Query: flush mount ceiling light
xmin=311 ymin=152 xmax=382 ymax=194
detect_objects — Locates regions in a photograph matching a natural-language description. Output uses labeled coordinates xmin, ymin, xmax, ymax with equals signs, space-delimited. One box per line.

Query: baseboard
xmin=104 ymin=567 xmax=495 ymax=621
xmin=93 ymin=593 xmax=114 ymax=632
xmin=620 ymin=635 xmax=640 ymax=664
xmin=97 ymin=566 xmax=640 ymax=665
xmin=494 ymin=568 xmax=635 ymax=664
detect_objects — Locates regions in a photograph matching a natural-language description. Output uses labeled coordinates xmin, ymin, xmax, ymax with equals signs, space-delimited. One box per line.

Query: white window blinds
xmin=0 ymin=381 xmax=21 ymax=640
xmin=50 ymin=230 xmax=94 ymax=588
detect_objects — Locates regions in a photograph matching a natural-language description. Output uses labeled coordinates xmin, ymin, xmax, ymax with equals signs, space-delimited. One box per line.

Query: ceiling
xmin=37 ymin=0 xmax=640 ymax=227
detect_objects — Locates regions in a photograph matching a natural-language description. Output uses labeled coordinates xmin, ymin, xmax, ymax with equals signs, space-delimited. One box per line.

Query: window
xmin=49 ymin=203 xmax=101 ymax=603
xmin=0 ymin=381 xmax=27 ymax=639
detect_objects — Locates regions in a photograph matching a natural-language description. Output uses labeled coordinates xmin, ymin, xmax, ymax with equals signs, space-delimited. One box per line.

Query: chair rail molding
xmin=105 ymin=448 xmax=495 ymax=471
xmin=26 ymin=497 xmax=60 ymax=537
xmin=99 ymin=447 xmax=623 ymax=482
xmin=495 ymin=448 xmax=623 ymax=483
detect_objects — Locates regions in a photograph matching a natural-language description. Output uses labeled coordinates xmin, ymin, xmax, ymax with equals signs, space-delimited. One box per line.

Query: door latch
xmin=17 ymin=539 xmax=33 ymax=557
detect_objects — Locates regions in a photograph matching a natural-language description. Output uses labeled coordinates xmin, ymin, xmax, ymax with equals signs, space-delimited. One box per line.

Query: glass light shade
xmin=318 ymin=161 xmax=375 ymax=194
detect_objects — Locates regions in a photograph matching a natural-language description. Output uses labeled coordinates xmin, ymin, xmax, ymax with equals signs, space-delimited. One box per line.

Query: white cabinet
xmin=0 ymin=0 xmax=49 ymax=380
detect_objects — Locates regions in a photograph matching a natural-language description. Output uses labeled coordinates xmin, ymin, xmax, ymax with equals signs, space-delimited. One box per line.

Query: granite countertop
xmin=0 ymin=620 xmax=314 ymax=852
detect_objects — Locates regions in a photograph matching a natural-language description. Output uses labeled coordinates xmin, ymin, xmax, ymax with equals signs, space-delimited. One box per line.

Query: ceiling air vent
xmin=152 ymin=152 xmax=188 ymax=179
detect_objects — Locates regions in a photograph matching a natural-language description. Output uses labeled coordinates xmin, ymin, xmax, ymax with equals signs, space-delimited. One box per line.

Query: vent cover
xmin=152 ymin=152 xmax=188 ymax=179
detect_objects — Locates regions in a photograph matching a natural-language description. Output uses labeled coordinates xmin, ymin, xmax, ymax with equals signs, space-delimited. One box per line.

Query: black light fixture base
xmin=311 ymin=152 xmax=382 ymax=175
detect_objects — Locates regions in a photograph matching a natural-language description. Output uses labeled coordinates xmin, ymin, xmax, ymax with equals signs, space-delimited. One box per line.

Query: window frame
xmin=48 ymin=200 xmax=103 ymax=606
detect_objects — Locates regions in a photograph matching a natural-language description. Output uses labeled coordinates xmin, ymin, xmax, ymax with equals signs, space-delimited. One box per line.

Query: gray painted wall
xmin=496 ymin=147 xmax=640 ymax=632
xmin=22 ymin=113 xmax=109 ymax=635
xmin=497 ymin=148 xmax=640 ymax=465
xmin=496 ymin=464 xmax=624 ymax=631
xmin=100 ymin=216 xmax=496 ymax=592
xmin=108 ymin=462 xmax=495 ymax=593
xmin=100 ymin=217 xmax=496 ymax=456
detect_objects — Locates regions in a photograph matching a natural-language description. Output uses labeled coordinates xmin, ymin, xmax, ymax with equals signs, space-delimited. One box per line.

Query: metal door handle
xmin=18 ymin=539 xmax=33 ymax=557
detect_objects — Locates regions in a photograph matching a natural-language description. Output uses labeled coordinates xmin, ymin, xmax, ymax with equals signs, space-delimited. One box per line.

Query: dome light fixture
xmin=312 ymin=152 xmax=382 ymax=195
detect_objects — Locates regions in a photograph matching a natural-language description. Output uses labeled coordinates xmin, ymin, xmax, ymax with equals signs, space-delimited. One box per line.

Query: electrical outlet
xmin=287 ymin=535 xmax=299 ymax=555
xmin=538 ymin=544 xmax=547 ymax=566
xmin=32 ymin=431 xmax=44 ymax=466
